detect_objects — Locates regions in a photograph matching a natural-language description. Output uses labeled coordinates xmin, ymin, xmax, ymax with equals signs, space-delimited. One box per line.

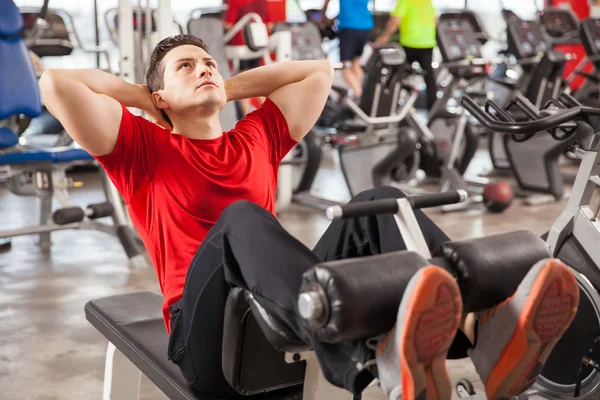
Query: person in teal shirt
xmin=322 ymin=0 xmax=373 ymax=98
xmin=376 ymin=0 xmax=437 ymax=109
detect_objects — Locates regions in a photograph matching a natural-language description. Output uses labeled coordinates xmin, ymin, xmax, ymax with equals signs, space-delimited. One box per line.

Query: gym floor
xmin=0 ymin=147 xmax=571 ymax=400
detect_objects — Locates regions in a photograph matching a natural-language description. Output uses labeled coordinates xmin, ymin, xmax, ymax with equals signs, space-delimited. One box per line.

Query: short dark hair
xmin=146 ymin=34 xmax=209 ymax=92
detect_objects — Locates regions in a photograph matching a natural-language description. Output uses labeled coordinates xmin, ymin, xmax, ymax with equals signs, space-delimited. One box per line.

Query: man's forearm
xmin=381 ymin=16 xmax=401 ymax=38
xmin=40 ymin=69 xmax=148 ymax=109
xmin=224 ymin=60 xmax=332 ymax=102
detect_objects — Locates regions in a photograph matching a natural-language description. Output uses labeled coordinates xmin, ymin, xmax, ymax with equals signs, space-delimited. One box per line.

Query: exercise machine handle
xmin=460 ymin=94 xmax=582 ymax=134
xmin=326 ymin=190 xmax=467 ymax=220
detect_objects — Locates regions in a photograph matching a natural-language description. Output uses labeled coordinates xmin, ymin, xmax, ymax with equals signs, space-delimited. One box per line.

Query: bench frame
xmin=101 ymin=340 xmax=356 ymax=400
xmin=1 ymin=159 xmax=148 ymax=268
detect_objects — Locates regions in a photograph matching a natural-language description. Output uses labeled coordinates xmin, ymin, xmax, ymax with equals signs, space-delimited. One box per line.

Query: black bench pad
xmin=85 ymin=292 xmax=302 ymax=400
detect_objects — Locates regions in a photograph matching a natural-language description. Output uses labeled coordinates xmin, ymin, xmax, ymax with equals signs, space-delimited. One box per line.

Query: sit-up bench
xmin=85 ymin=225 xmax=551 ymax=400
xmin=85 ymin=291 xmax=332 ymax=400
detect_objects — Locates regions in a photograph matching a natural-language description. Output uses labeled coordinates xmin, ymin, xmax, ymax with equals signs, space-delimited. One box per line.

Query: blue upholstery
xmin=53 ymin=148 xmax=94 ymax=163
xmin=0 ymin=127 xmax=19 ymax=148
xmin=0 ymin=38 xmax=42 ymax=119
xmin=0 ymin=0 xmax=23 ymax=37
xmin=0 ymin=148 xmax=94 ymax=165
xmin=0 ymin=0 xmax=42 ymax=121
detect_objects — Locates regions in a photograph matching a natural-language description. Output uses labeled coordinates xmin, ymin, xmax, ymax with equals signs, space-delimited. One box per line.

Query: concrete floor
xmin=0 ymin=147 xmax=582 ymax=400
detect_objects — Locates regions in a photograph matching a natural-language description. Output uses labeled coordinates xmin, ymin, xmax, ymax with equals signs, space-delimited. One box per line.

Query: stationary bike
xmin=462 ymin=90 xmax=600 ymax=399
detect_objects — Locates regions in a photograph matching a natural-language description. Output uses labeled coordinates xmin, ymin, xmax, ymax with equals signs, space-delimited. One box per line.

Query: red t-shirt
xmin=95 ymin=99 xmax=296 ymax=333
xmin=224 ymin=0 xmax=271 ymax=46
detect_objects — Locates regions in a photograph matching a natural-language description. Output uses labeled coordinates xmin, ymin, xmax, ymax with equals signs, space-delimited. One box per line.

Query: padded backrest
xmin=0 ymin=0 xmax=42 ymax=120
xmin=187 ymin=17 xmax=238 ymax=132
xmin=523 ymin=49 xmax=566 ymax=108
xmin=0 ymin=0 xmax=23 ymax=38
xmin=360 ymin=45 xmax=406 ymax=117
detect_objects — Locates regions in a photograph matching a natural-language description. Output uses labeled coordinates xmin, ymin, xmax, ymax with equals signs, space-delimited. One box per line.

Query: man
xmin=223 ymin=0 xmax=272 ymax=115
xmin=40 ymin=34 xmax=578 ymax=400
xmin=321 ymin=0 xmax=373 ymax=99
xmin=376 ymin=0 xmax=437 ymax=110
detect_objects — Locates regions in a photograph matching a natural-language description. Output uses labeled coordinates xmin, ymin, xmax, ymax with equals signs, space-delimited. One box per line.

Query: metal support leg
xmin=38 ymin=172 xmax=53 ymax=252
xmin=103 ymin=342 xmax=141 ymax=400
xmin=101 ymin=171 xmax=148 ymax=269
xmin=300 ymin=352 xmax=353 ymax=400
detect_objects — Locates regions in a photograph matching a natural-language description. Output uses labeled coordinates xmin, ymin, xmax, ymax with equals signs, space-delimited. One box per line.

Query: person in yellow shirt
xmin=376 ymin=0 xmax=437 ymax=110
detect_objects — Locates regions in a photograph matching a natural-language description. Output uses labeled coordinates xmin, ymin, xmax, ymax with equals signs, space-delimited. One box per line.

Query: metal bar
xmin=94 ymin=0 xmax=100 ymax=68
xmin=118 ymin=0 xmax=135 ymax=82
xmin=394 ymin=198 xmax=432 ymax=259
xmin=223 ymin=12 xmax=264 ymax=44
xmin=103 ymin=343 xmax=142 ymax=400
xmin=0 ymin=223 xmax=83 ymax=239
xmin=136 ymin=0 xmax=143 ymax=83
xmin=344 ymin=91 xmax=416 ymax=125
xmin=146 ymin=0 xmax=152 ymax=73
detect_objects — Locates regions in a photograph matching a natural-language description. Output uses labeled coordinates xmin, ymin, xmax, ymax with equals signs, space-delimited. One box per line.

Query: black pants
xmin=404 ymin=46 xmax=436 ymax=110
xmin=167 ymin=187 xmax=463 ymax=398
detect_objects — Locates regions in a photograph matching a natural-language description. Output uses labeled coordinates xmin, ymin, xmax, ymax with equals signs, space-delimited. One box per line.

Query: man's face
xmin=156 ymin=45 xmax=227 ymax=116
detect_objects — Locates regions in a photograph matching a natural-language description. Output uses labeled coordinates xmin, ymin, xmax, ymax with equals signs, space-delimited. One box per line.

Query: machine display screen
xmin=539 ymin=9 xmax=578 ymax=36
xmin=514 ymin=21 xmax=547 ymax=57
xmin=437 ymin=20 xmax=481 ymax=61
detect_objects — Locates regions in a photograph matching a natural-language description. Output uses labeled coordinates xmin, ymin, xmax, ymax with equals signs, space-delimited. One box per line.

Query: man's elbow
xmin=319 ymin=60 xmax=334 ymax=78
xmin=39 ymin=69 xmax=63 ymax=101
xmin=314 ymin=60 xmax=334 ymax=86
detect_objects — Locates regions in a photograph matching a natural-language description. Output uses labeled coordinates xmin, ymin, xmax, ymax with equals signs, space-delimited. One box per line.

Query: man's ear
xmin=151 ymin=91 xmax=169 ymax=110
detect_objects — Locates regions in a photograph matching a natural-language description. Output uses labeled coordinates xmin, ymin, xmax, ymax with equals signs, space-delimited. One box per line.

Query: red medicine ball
xmin=482 ymin=181 xmax=513 ymax=213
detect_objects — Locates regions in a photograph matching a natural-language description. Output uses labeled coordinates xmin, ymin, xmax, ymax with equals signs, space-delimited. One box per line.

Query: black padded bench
xmin=85 ymin=291 xmax=348 ymax=400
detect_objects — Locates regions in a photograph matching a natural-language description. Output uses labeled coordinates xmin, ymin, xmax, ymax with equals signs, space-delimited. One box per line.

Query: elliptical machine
xmin=401 ymin=12 xmax=513 ymax=213
xmin=487 ymin=12 xmax=580 ymax=206
xmin=461 ymin=88 xmax=600 ymax=399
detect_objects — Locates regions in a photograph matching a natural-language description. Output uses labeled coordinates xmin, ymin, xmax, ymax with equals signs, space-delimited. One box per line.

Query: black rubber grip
xmin=53 ymin=207 xmax=85 ymax=225
xmin=333 ymin=198 xmax=399 ymax=219
xmin=87 ymin=202 xmax=114 ymax=219
xmin=408 ymin=191 xmax=463 ymax=210
xmin=329 ymin=191 xmax=464 ymax=219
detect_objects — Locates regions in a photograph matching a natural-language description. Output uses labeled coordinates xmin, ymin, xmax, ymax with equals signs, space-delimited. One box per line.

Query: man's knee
xmin=219 ymin=200 xmax=271 ymax=226
xmin=350 ymin=186 xmax=407 ymax=203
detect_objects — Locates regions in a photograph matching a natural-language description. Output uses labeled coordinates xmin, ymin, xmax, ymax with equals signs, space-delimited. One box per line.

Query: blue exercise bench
xmin=0 ymin=0 xmax=147 ymax=268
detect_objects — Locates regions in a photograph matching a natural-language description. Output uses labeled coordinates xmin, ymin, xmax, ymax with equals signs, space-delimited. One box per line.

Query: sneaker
xmin=375 ymin=265 xmax=463 ymax=400
xmin=469 ymin=258 xmax=580 ymax=399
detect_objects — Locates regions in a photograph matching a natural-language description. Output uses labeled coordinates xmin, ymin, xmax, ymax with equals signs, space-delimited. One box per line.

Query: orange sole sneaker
xmin=481 ymin=259 xmax=580 ymax=399
xmin=397 ymin=266 xmax=463 ymax=400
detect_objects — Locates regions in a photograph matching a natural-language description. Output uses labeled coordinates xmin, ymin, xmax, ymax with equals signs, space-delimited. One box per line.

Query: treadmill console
xmin=436 ymin=18 xmax=481 ymax=62
xmin=506 ymin=19 xmax=548 ymax=59
xmin=539 ymin=8 xmax=579 ymax=39
xmin=581 ymin=18 xmax=600 ymax=60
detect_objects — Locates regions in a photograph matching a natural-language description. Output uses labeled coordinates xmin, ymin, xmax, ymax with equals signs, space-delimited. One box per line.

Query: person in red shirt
xmin=39 ymin=34 xmax=579 ymax=400
xmin=223 ymin=0 xmax=272 ymax=115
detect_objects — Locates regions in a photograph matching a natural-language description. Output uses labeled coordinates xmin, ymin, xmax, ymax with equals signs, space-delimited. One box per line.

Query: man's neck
xmin=170 ymin=112 xmax=223 ymax=140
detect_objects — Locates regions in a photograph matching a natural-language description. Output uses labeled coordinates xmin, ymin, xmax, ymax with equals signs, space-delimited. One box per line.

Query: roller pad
xmin=440 ymin=230 xmax=551 ymax=313
xmin=300 ymin=250 xmax=429 ymax=343
xmin=87 ymin=202 xmax=114 ymax=219
xmin=53 ymin=207 xmax=85 ymax=225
